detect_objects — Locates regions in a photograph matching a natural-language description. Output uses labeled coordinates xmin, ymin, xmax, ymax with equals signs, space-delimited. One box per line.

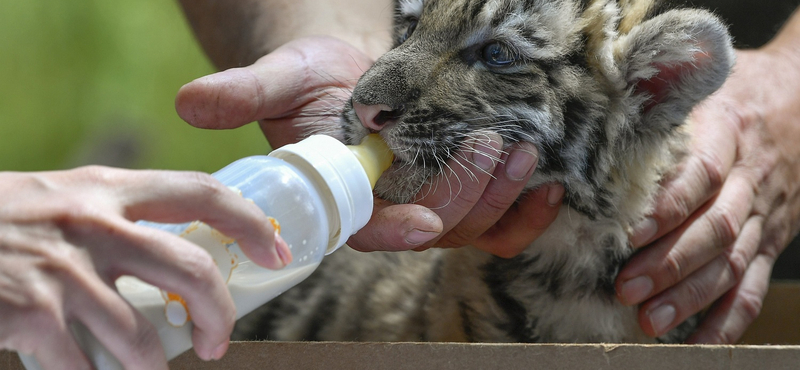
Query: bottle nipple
xmin=347 ymin=134 xmax=394 ymax=188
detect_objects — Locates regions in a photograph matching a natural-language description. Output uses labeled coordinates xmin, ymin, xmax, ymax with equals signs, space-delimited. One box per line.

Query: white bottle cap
xmin=269 ymin=135 xmax=375 ymax=254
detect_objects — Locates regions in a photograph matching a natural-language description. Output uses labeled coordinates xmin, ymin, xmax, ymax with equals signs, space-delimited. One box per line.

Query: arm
xmin=616 ymin=9 xmax=800 ymax=343
xmin=175 ymin=1 xmax=564 ymax=255
xmin=177 ymin=0 xmax=395 ymax=69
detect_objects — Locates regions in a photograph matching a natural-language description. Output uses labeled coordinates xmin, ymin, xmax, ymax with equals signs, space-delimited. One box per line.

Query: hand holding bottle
xmin=0 ymin=167 xmax=288 ymax=369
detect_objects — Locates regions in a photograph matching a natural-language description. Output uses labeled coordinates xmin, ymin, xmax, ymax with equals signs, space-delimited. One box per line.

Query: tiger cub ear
xmin=614 ymin=9 xmax=735 ymax=130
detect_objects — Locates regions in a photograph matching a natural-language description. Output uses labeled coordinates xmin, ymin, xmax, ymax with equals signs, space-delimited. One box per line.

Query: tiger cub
xmin=236 ymin=0 xmax=734 ymax=343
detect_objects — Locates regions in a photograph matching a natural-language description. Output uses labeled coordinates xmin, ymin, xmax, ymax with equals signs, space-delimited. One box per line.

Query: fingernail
xmin=404 ymin=229 xmax=439 ymax=246
xmin=648 ymin=304 xmax=676 ymax=336
xmin=631 ymin=217 xmax=658 ymax=247
xmin=472 ymin=138 xmax=500 ymax=171
xmin=546 ymin=184 xmax=565 ymax=206
xmin=619 ymin=275 xmax=653 ymax=305
xmin=275 ymin=232 xmax=293 ymax=267
xmin=505 ymin=146 xmax=538 ymax=181
xmin=212 ymin=341 xmax=229 ymax=360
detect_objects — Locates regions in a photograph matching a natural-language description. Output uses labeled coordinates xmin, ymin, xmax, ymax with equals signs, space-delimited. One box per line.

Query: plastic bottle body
xmin=133 ymin=156 xmax=334 ymax=358
xmin=205 ymin=155 xmax=333 ymax=314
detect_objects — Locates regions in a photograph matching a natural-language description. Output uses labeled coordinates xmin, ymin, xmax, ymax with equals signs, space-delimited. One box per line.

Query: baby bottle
xmin=19 ymin=134 xmax=393 ymax=370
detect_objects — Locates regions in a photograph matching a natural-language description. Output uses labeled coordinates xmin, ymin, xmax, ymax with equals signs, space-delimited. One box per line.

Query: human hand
xmin=176 ymin=36 xmax=563 ymax=256
xmin=0 ymin=167 xmax=288 ymax=368
xmin=615 ymin=47 xmax=800 ymax=343
xmin=393 ymin=132 xmax=565 ymax=258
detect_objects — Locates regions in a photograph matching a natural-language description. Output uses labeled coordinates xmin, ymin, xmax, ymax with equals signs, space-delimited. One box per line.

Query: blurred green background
xmin=0 ymin=0 xmax=267 ymax=173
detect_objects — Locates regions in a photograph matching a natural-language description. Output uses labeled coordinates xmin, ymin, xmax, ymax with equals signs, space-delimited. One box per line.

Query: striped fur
xmin=235 ymin=0 xmax=734 ymax=343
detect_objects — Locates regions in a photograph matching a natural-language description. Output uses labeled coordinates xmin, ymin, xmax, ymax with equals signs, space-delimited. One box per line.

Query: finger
xmin=174 ymin=48 xmax=311 ymax=131
xmin=346 ymin=198 xmax=443 ymax=252
xmin=617 ymin=168 xmax=755 ymax=306
xmin=70 ymin=216 xmax=236 ymax=361
xmin=415 ymin=132 xmax=503 ymax=246
xmin=0 ymin=234 xmax=89 ymax=369
xmin=635 ymin=215 xmax=762 ymax=338
xmin=630 ymin=116 xmax=737 ymax=248
xmin=66 ymin=272 xmax=167 ymax=369
xmin=474 ymin=183 xmax=564 ymax=258
xmin=32 ymin=326 xmax=92 ymax=370
xmin=175 ymin=37 xmax=370 ymax=133
xmin=434 ymin=142 xmax=539 ymax=249
xmin=175 ymin=68 xmax=264 ymax=130
xmin=2 ymin=290 xmax=93 ymax=370
xmin=101 ymin=168 xmax=286 ymax=270
xmin=686 ymin=253 xmax=773 ymax=344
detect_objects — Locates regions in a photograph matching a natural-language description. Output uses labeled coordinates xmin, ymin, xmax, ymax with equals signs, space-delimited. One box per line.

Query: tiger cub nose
xmin=353 ymin=102 xmax=404 ymax=131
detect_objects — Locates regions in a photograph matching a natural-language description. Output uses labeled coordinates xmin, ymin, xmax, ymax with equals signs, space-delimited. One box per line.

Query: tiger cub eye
xmin=400 ymin=19 xmax=418 ymax=43
xmin=481 ymin=42 xmax=517 ymax=67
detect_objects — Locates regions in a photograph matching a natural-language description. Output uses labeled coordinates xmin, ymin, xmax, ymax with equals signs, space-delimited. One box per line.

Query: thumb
xmin=347 ymin=199 xmax=443 ymax=252
xmin=175 ymin=52 xmax=307 ymax=130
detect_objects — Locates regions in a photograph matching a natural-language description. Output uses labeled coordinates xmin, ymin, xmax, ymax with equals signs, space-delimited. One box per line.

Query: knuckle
xmin=657 ymin=151 xmax=727 ymax=229
xmin=735 ymin=289 xmax=764 ymax=325
xmin=662 ymin=250 xmax=689 ymax=286
xmin=683 ymin=278 xmax=713 ymax=313
xmin=481 ymin=190 xmax=515 ymax=215
xmin=180 ymin=251 xmax=221 ymax=291
xmin=661 ymin=188 xmax=692 ymax=227
xmin=696 ymin=152 xmax=725 ymax=192
xmin=705 ymin=207 xmax=740 ymax=250
xmin=72 ymin=165 xmax=120 ymax=186
xmin=724 ymin=250 xmax=749 ymax=284
xmin=16 ymin=173 xmax=55 ymax=192
xmin=182 ymin=171 xmax=234 ymax=211
xmin=186 ymin=171 xmax=226 ymax=197
xmin=24 ymin=239 xmax=89 ymax=280
xmin=46 ymin=247 xmax=90 ymax=275
xmin=449 ymin=184 xmax=483 ymax=208
xmin=50 ymin=200 xmax=107 ymax=230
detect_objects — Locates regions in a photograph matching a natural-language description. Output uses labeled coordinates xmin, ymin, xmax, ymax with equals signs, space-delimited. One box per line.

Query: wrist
xmin=761 ymin=10 xmax=800 ymax=65
xmin=725 ymin=48 xmax=800 ymax=130
xmin=259 ymin=0 xmax=394 ymax=60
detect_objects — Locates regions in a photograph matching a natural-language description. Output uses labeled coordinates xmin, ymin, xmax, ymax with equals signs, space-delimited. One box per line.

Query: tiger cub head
xmin=341 ymin=0 xmax=733 ymax=219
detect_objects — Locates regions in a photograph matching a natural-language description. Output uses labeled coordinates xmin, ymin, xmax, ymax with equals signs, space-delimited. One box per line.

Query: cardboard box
xmin=3 ymin=281 xmax=799 ymax=369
